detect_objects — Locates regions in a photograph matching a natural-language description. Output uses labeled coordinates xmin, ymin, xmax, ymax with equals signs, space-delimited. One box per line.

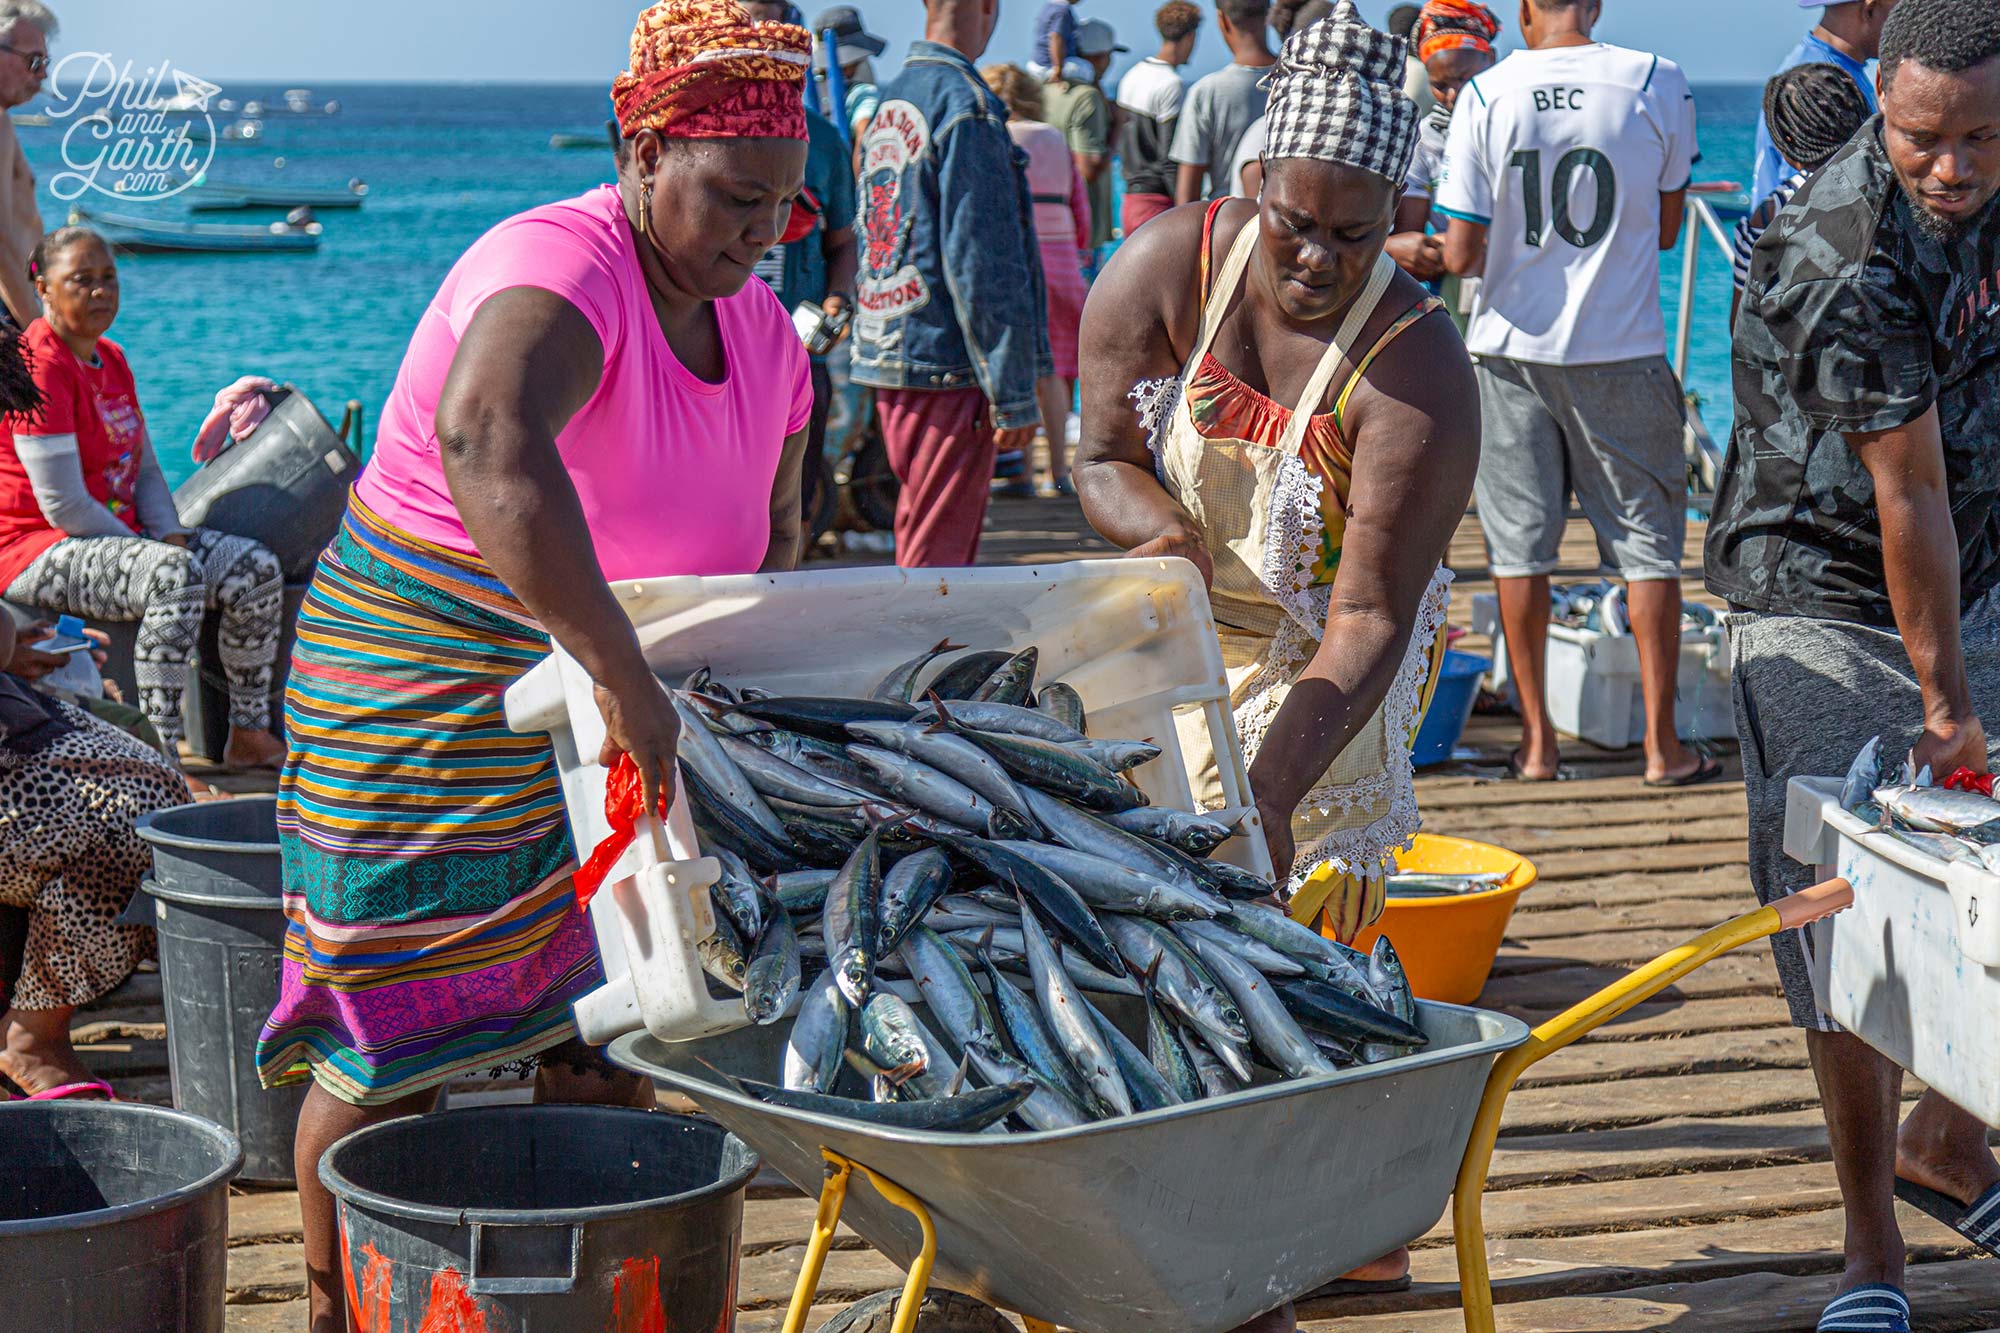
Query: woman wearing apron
xmin=1078 ymin=1 xmax=1479 ymax=947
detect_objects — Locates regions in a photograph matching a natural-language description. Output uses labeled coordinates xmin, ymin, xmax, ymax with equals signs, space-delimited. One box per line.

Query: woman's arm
xmin=1246 ymin=307 xmax=1480 ymax=871
xmin=14 ymin=433 xmax=132 ymax=538
xmin=761 ymin=425 xmax=810 ymax=572
xmin=434 ymin=285 xmax=681 ymax=816
xmin=1074 ymin=201 xmax=1228 ymax=587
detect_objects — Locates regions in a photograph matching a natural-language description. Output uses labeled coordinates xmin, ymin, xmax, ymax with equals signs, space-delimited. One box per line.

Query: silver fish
xmin=674 ymin=688 xmax=763 ymax=736
xmin=988 ymin=840 xmax=1222 ymax=920
xmin=782 ymin=972 xmax=850 ymax=1092
xmin=877 ymin=847 xmax=954 ymax=956
xmin=1142 ymin=964 xmax=1202 ymax=1101
xmin=1182 ymin=929 xmax=1338 ymax=1079
xmin=1172 ymin=919 xmax=1305 ymax=977
xmin=971 ymin=645 xmax=1038 ymax=706
xmin=671 ymin=692 xmax=789 ymax=841
xmin=915 ymin=698 xmax=1087 ymax=744
xmin=897 ymin=924 xmax=995 ymax=1056
xmin=873 ymin=637 xmax=965 ymax=704
xmin=854 ymin=992 xmax=931 ymax=1083
xmin=721 ymin=733 xmax=876 ymax=808
xmin=773 ymin=868 xmax=837 ymax=915
xmin=1103 ymin=805 xmax=1245 ymax=856
xmin=1065 ymin=738 xmax=1162 ymax=773
xmin=1019 ymin=896 xmax=1134 ymax=1116
xmin=846 ymin=721 xmax=1042 ymax=836
xmin=1178 ymin=1019 xmax=1247 ymax=1098
xmin=963 ymin=1036 xmax=1093 ymax=1131
xmin=943 ymin=927 xmax=1143 ymax=998
xmin=822 ymin=820 xmax=895 ymax=1006
xmin=1017 ymin=787 xmax=1213 ymax=897
xmin=848 ymin=744 xmax=1030 ymax=839
xmin=1880 ymin=828 xmax=1983 ymax=867
xmin=1098 ymin=912 xmax=1248 ymax=1048
xmin=1036 ymin=682 xmax=1087 ymax=734
xmin=976 ymin=945 xmax=1094 ymax=1108
xmin=1223 ymin=903 xmax=1374 ymax=994
xmin=1840 ymin=735 xmax=1886 ymax=813
xmin=709 ymin=847 xmax=765 ymax=942
xmin=1874 ymin=783 xmax=2000 ymax=839
xmin=698 ymin=910 xmax=748 ymax=992
xmin=744 ymin=906 xmax=801 ymax=1025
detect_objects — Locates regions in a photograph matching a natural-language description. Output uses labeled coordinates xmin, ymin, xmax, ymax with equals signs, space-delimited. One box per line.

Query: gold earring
xmin=640 ymin=180 xmax=653 ymax=240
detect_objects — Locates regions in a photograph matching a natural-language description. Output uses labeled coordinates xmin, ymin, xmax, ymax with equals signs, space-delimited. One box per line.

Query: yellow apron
xmin=1145 ymin=221 xmax=1452 ymax=941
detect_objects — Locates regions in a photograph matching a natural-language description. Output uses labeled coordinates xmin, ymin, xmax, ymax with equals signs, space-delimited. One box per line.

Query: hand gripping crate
xmin=504 ymin=559 xmax=1273 ymax=1047
xmin=1786 ymin=776 xmax=2000 ymax=1126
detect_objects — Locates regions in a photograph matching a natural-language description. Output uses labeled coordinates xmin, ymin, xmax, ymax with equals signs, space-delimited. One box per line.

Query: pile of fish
xmin=1550 ymin=581 xmax=1720 ymax=638
xmin=1841 ymin=735 xmax=2000 ymax=873
xmin=666 ymin=640 xmax=1428 ymax=1133
xmin=1385 ymin=868 xmax=1511 ymax=898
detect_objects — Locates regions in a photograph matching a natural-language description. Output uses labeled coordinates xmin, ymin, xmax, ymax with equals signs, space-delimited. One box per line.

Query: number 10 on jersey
xmin=1508 ymin=147 xmax=1616 ymax=249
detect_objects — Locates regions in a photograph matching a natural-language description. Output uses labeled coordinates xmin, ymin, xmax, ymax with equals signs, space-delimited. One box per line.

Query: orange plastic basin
xmin=1337 ymin=832 xmax=1538 ymax=1006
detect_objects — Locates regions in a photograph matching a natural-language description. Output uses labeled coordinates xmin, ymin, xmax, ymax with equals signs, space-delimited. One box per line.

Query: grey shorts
xmin=1472 ymin=355 xmax=1688 ymax=582
xmin=1730 ymin=590 xmax=2000 ymax=1030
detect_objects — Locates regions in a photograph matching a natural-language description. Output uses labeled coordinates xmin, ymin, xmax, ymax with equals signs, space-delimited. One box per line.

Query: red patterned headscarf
xmin=611 ymin=0 xmax=811 ymax=141
xmin=1414 ymin=0 xmax=1501 ymax=63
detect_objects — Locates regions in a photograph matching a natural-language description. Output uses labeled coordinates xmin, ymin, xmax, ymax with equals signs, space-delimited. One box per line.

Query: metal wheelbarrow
xmin=607 ymin=878 xmax=1852 ymax=1333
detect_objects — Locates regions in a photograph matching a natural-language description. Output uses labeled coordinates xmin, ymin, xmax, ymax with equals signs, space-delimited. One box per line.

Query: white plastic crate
xmin=505 ymin=559 xmax=1272 ymax=1046
xmin=1469 ymin=592 xmax=1734 ymax=749
xmin=1785 ymin=776 xmax=2000 ymax=1127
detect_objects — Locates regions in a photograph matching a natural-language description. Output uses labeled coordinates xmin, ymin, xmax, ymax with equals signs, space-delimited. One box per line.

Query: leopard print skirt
xmin=0 ymin=703 xmax=190 ymax=1011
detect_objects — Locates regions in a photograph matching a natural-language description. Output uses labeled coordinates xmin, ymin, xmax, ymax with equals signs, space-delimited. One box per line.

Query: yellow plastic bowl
xmin=1336 ymin=832 xmax=1538 ymax=1006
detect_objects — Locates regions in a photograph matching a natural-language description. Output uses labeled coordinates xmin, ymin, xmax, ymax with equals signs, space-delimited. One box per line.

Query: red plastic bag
xmin=1942 ymin=766 xmax=1996 ymax=798
xmin=572 ymin=754 xmax=667 ymax=910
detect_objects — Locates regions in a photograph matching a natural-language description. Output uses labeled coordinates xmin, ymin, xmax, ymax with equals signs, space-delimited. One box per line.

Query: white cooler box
xmin=505 ymin=560 xmax=1271 ymax=1046
xmin=1785 ymin=776 xmax=2000 ymax=1127
xmin=1469 ymin=591 xmax=1735 ymax=750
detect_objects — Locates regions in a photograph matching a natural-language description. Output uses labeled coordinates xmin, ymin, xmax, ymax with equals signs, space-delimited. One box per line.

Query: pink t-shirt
xmin=354 ymin=184 xmax=812 ymax=582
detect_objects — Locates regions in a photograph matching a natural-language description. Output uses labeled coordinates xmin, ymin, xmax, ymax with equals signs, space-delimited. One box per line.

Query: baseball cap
xmin=1073 ymin=19 xmax=1129 ymax=57
xmin=811 ymin=5 xmax=887 ymax=69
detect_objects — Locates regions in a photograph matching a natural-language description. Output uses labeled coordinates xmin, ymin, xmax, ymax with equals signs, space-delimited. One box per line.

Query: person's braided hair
xmin=1880 ymin=0 xmax=2000 ymax=90
xmin=0 ymin=322 xmax=40 ymax=419
xmin=1762 ymin=62 xmax=1872 ymax=175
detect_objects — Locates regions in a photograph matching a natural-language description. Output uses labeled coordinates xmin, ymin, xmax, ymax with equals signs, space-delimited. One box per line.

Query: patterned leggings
xmin=5 ymin=529 xmax=283 ymax=751
xmin=0 ymin=705 xmax=190 ymax=1010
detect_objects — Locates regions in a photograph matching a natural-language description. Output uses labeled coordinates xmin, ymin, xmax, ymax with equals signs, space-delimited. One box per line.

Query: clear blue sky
xmin=50 ymin=1 xmax=1817 ymax=88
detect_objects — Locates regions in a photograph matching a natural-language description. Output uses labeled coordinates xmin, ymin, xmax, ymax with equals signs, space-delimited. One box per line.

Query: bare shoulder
xmin=1348 ymin=276 xmax=1478 ymax=436
xmin=1089 ymin=199 xmax=1255 ymax=347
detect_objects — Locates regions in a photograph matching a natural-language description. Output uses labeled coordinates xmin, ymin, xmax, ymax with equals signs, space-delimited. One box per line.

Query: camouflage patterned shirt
xmin=1705 ymin=121 xmax=2000 ymax=627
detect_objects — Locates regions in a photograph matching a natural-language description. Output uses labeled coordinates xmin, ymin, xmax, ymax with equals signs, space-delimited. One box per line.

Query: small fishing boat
xmin=69 ymin=205 xmax=322 ymax=255
xmin=550 ymin=129 xmax=613 ymax=150
xmin=8 ymin=112 xmax=47 ymax=127
xmin=221 ymin=118 xmax=264 ymax=142
xmin=189 ymin=179 xmax=367 ymax=211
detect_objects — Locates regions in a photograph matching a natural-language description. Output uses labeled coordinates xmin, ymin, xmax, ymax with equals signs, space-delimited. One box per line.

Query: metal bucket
xmin=136 ymin=796 xmax=306 ymax=1184
xmin=0 ymin=1101 xmax=243 ymax=1331
xmin=321 ymin=1106 xmax=758 ymax=1331
xmin=612 ymin=998 xmax=1529 ymax=1333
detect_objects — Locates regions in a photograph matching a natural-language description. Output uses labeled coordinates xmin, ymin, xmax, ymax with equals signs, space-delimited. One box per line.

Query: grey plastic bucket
xmin=321 ymin=1106 xmax=758 ymax=1330
xmin=136 ymin=796 xmax=306 ymax=1184
xmin=0 ymin=1101 xmax=242 ymax=1331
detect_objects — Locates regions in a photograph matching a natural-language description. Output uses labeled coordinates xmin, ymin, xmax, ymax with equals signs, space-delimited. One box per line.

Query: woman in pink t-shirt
xmin=258 ymin=6 xmax=815 ymax=1326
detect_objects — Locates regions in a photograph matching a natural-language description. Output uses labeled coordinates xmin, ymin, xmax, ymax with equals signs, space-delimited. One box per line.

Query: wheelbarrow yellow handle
xmin=1451 ymin=876 xmax=1853 ymax=1333
xmin=784 ymin=1148 xmax=943 ymax=1333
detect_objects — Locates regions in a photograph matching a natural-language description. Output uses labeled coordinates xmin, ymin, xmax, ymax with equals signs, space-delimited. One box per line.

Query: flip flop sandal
xmin=1817 ymin=1284 xmax=1911 ymax=1332
xmin=1642 ymin=755 xmax=1726 ymax=788
xmin=0 ymin=1071 xmax=116 ymax=1101
xmin=1896 ymin=1176 xmax=2000 ymax=1258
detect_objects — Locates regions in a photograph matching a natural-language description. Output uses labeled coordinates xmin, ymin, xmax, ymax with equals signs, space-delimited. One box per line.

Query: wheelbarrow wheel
xmin=813 ymin=1289 xmax=1015 ymax=1333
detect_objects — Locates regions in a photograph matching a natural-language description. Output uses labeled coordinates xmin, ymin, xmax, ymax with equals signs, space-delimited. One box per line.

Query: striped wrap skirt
xmin=255 ymin=498 xmax=601 ymax=1106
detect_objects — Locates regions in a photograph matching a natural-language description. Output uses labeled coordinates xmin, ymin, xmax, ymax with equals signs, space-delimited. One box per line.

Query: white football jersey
xmin=1435 ymin=43 xmax=1698 ymax=365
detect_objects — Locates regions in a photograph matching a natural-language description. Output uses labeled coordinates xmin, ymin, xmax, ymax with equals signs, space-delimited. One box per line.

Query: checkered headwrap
xmin=1260 ymin=0 xmax=1419 ymax=185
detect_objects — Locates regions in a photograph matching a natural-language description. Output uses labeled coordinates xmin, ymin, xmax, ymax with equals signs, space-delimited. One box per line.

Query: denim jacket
xmin=850 ymin=41 xmax=1051 ymax=430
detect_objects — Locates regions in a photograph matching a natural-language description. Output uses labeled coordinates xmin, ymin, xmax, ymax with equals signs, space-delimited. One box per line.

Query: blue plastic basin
xmin=1413 ymin=650 xmax=1490 ymax=767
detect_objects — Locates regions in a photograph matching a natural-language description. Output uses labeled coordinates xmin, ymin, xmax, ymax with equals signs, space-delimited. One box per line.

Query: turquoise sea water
xmin=17 ymin=80 xmax=1760 ymax=489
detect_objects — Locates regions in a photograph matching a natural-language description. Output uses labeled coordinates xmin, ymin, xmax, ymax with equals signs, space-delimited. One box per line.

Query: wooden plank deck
xmin=76 ymin=495 xmax=2000 ymax=1330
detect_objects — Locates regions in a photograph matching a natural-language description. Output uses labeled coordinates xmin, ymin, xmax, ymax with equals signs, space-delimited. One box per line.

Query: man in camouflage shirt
xmin=1705 ymin=1 xmax=2000 ymax=1322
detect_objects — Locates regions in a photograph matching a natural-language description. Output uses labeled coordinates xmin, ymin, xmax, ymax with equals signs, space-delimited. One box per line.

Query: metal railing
xmin=1673 ymin=195 xmax=1743 ymax=507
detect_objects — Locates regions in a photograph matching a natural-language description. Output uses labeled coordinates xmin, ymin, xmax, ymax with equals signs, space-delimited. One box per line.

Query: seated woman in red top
xmin=0 ymin=227 xmax=285 ymax=767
